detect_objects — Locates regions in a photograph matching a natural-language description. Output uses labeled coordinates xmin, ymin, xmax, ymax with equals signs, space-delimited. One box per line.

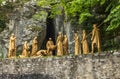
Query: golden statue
xmin=8 ymin=33 xmax=16 ymax=58
xmin=19 ymin=41 xmax=30 ymax=58
xmin=81 ymin=30 xmax=89 ymax=54
xmin=63 ymin=35 xmax=68 ymax=55
xmin=74 ymin=32 xmax=80 ymax=55
xmin=46 ymin=38 xmax=56 ymax=56
xmin=91 ymin=24 xmax=101 ymax=54
xmin=56 ymin=32 xmax=63 ymax=56
xmin=31 ymin=37 xmax=38 ymax=56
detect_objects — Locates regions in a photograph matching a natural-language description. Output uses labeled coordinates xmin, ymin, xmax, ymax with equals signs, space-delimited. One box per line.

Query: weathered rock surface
xmin=0 ymin=1 xmax=48 ymax=58
xmin=0 ymin=53 xmax=120 ymax=79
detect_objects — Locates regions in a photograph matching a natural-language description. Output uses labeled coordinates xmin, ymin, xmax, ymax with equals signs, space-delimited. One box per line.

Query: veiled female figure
xmin=31 ymin=37 xmax=38 ymax=56
xmin=81 ymin=30 xmax=89 ymax=54
xmin=63 ymin=35 xmax=68 ymax=55
xmin=56 ymin=32 xmax=63 ymax=56
xmin=20 ymin=41 xmax=30 ymax=57
xmin=74 ymin=33 xmax=80 ymax=55
xmin=8 ymin=33 xmax=16 ymax=58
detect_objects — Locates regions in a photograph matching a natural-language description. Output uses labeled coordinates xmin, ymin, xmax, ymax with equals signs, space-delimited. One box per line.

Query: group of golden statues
xmin=81 ymin=24 xmax=101 ymax=55
xmin=56 ymin=32 xmax=69 ymax=56
xmin=8 ymin=24 xmax=101 ymax=58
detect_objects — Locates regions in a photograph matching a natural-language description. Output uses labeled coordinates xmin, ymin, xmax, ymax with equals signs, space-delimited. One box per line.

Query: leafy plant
xmin=36 ymin=0 xmax=106 ymax=24
xmin=0 ymin=0 xmax=119 ymax=32
xmin=31 ymin=26 xmax=41 ymax=32
xmin=32 ymin=11 xmax=48 ymax=21
xmin=104 ymin=1 xmax=120 ymax=31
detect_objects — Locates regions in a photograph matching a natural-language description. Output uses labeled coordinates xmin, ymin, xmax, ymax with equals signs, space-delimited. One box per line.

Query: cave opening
xmin=46 ymin=13 xmax=56 ymax=44
xmin=41 ymin=12 xmax=56 ymax=55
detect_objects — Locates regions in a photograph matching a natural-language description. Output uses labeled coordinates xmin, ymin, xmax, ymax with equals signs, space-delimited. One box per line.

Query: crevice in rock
xmin=46 ymin=12 xmax=56 ymax=44
xmin=41 ymin=12 xmax=56 ymax=52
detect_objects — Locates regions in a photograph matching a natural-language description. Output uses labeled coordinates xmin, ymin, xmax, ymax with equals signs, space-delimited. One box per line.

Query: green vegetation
xmin=32 ymin=11 xmax=48 ymax=21
xmin=25 ymin=25 xmax=42 ymax=32
xmin=31 ymin=26 xmax=42 ymax=32
xmin=104 ymin=0 xmax=120 ymax=31
xmin=36 ymin=0 xmax=120 ymax=31
xmin=0 ymin=0 xmax=119 ymax=31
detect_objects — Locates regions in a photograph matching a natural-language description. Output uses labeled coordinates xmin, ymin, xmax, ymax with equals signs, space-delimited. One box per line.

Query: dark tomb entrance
xmin=46 ymin=12 xmax=55 ymax=43
xmin=41 ymin=12 xmax=56 ymax=55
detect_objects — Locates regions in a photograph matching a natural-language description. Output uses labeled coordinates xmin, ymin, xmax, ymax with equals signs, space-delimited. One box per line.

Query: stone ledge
xmin=0 ymin=53 xmax=120 ymax=79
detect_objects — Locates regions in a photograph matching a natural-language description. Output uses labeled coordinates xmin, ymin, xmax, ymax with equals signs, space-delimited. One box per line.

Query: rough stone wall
xmin=0 ymin=54 xmax=120 ymax=79
xmin=0 ymin=1 xmax=48 ymax=57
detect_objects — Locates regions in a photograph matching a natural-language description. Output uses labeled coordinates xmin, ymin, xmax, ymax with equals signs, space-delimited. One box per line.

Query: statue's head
xmin=58 ymin=32 xmax=62 ymax=35
xmin=93 ymin=24 xmax=97 ymax=28
xmin=25 ymin=41 xmax=27 ymax=44
xmin=75 ymin=33 xmax=77 ymax=36
xmin=11 ymin=33 xmax=15 ymax=36
xmin=83 ymin=30 xmax=86 ymax=33
xmin=83 ymin=30 xmax=87 ymax=35
xmin=34 ymin=36 xmax=37 ymax=39
xmin=49 ymin=38 xmax=52 ymax=40
xmin=64 ymin=35 xmax=67 ymax=37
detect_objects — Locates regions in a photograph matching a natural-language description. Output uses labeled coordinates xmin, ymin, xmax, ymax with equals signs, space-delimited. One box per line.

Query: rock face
xmin=0 ymin=1 xmax=48 ymax=57
xmin=0 ymin=54 xmax=120 ymax=79
xmin=54 ymin=15 xmax=82 ymax=54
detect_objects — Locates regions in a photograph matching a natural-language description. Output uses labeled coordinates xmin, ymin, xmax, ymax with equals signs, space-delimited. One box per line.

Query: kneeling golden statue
xmin=19 ymin=41 xmax=30 ymax=58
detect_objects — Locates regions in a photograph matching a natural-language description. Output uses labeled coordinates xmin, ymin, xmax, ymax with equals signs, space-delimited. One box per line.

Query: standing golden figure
xmin=31 ymin=37 xmax=38 ymax=56
xmin=56 ymin=32 xmax=63 ymax=56
xmin=63 ymin=35 xmax=68 ymax=55
xmin=81 ymin=30 xmax=89 ymax=54
xmin=20 ymin=41 xmax=30 ymax=58
xmin=46 ymin=38 xmax=56 ymax=56
xmin=8 ymin=33 xmax=16 ymax=58
xmin=74 ymin=32 xmax=80 ymax=55
xmin=91 ymin=24 xmax=101 ymax=54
